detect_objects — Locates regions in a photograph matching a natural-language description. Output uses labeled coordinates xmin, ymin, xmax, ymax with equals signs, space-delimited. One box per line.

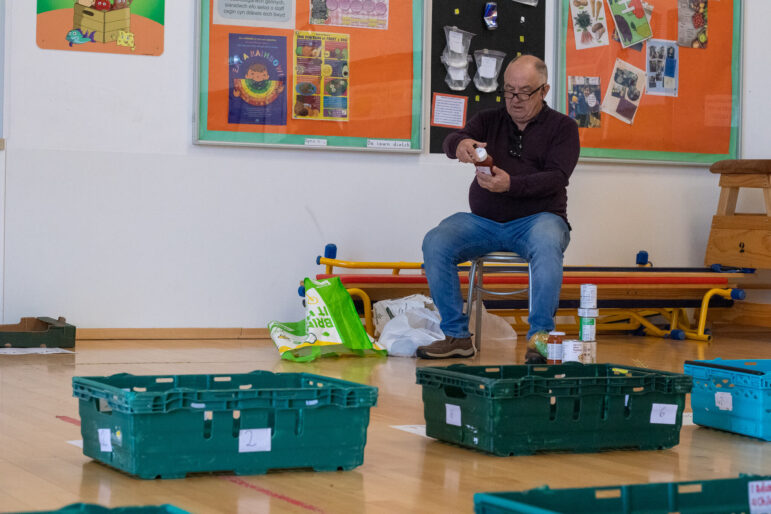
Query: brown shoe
xmin=524 ymin=348 xmax=547 ymax=365
xmin=416 ymin=336 xmax=476 ymax=359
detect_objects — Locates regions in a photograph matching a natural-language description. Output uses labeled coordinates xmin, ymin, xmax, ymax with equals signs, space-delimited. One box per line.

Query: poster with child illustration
xmin=36 ymin=0 xmax=164 ymax=55
xmin=228 ymin=34 xmax=287 ymax=126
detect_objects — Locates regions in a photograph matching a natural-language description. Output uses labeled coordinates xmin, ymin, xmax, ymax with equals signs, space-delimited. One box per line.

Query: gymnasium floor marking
xmin=56 ymin=415 xmax=81 ymax=426
xmin=221 ymin=477 xmax=325 ymax=513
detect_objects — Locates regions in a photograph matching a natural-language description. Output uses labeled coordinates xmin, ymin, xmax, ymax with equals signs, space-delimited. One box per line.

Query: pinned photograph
xmin=601 ymin=58 xmax=646 ymax=124
xmin=646 ymin=39 xmax=679 ymax=96
xmin=608 ymin=0 xmax=653 ymax=49
xmin=568 ymin=76 xmax=602 ymax=128
xmin=570 ymin=0 xmax=609 ymax=50
xmin=678 ymin=0 xmax=707 ymax=48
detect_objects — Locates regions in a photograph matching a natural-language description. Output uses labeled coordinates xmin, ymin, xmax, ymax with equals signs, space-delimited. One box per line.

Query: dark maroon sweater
xmin=443 ymin=104 xmax=580 ymax=226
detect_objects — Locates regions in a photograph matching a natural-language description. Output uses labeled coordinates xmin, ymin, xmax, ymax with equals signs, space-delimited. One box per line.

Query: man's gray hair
xmin=508 ymin=54 xmax=548 ymax=82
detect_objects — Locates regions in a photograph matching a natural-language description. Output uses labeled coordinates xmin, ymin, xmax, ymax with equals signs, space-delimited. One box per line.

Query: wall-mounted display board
xmin=0 ymin=0 xmax=5 ymax=143
xmin=429 ymin=0 xmax=546 ymax=154
xmin=196 ymin=1 xmax=423 ymax=152
xmin=557 ymin=0 xmax=742 ymax=164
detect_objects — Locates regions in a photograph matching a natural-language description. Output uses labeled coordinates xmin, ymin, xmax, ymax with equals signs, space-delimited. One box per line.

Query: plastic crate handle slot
xmin=232 ymin=410 xmax=241 ymax=437
xmin=677 ymin=483 xmax=703 ymax=494
xmin=595 ymin=488 xmax=622 ymax=499
xmin=444 ymin=385 xmax=467 ymax=399
xmin=203 ymin=410 xmax=213 ymax=439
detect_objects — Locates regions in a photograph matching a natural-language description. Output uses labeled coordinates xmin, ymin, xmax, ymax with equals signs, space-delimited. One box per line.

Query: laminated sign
xmin=269 ymin=277 xmax=386 ymax=362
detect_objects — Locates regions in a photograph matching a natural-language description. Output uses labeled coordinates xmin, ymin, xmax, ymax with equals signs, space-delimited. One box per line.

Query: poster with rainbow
xmin=228 ymin=33 xmax=288 ymax=126
xmin=36 ymin=0 xmax=164 ymax=56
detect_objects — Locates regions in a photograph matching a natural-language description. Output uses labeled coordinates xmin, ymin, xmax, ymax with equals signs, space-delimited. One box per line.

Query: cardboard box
xmin=0 ymin=317 xmax=76 ymax=348
xmin=73 ymin=3 xmax=130 ymax=43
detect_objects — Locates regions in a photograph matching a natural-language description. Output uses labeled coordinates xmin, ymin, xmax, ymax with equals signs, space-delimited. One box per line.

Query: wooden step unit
xmin=705 ymin=159 xmax=771 ymax=268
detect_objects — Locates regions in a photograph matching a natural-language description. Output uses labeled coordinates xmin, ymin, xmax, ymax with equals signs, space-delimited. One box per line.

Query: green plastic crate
xmin=416 ymin=363 xmax=692 ymax=456
xmin=0 ymin=317 xmax=76 ymax=348
xmin=11 ymin=504 xmax=188 ymax=514
xmin=474 ymin=475 xmax=771 ymax=513
xmin=72 ymin=371 xmax=378 ymax=479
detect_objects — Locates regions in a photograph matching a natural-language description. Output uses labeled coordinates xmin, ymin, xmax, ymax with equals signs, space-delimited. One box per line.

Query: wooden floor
xmin=1 ymin=330 xmax=770 ymax=513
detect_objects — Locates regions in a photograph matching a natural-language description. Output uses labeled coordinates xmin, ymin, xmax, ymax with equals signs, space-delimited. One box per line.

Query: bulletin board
xmin=429 ymin=0 xmax=546 ymax=153
xmin=0 ymin=0 xmax=4 ymax=142
xmin=195 ymin=0 xmax=424 ymax=152
xmin=558 ymin=0 xmax=742 ymax=164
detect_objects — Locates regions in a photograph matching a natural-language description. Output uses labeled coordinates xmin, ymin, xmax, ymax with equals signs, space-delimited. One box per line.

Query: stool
xmin=465 ymin=252 xmax=531 ymax=351
xmin=704 ymin=159 xmax=771 ymax=268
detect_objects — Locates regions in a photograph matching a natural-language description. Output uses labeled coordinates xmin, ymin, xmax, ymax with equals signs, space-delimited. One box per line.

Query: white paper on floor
xmin=0 ymin=348 xmax=74 ymax=355
xmin=391 ymin=425 xmax=429 ymax=438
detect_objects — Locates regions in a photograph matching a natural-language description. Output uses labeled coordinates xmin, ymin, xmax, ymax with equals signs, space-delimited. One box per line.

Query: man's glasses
xmin=500 ymin=83 xmax=546 ymax=101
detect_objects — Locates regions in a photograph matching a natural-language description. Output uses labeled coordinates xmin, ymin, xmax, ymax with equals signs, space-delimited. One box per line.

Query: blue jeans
xmin=422 ymin=212 xmax=570 ymax=339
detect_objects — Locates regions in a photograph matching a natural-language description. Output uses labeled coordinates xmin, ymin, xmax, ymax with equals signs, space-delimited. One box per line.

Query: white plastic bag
xmin=468 ymin=303 xmax=517 ymax=343
xmin=378 ymin=308 xmax=444 ymax=357
xmin=373 ymin=294 xmax=435 ymax=337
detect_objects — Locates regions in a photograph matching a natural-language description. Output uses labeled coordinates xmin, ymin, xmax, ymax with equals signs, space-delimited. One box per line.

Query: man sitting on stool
xmin=417 ymin=55 xmax=580 ymax=363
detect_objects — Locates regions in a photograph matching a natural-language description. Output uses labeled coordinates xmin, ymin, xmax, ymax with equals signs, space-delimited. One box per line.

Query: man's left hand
xmin=476 ymin=166 xmax=510 ymax=193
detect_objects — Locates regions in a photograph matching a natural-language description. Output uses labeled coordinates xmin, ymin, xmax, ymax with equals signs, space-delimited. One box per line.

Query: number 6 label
xmin=238 ymin=428 xmax=271 ymax=453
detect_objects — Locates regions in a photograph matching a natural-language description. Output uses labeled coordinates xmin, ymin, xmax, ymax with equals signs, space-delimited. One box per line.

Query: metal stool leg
xmin=465 ymin=259 xmax=478 ymax=316
xmin=468 ymin=253 xmax=530 ymax=353
xmin=474 ymin=258 xmax=484 ymax=352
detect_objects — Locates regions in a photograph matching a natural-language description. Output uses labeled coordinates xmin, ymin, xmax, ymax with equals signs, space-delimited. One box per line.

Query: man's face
xmin=502 ymin=61 xmax=549 ymax=125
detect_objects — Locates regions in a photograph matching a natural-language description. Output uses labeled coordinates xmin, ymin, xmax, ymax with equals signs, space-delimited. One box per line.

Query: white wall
xmin=3 ymin=1 xmax=769 ymax=328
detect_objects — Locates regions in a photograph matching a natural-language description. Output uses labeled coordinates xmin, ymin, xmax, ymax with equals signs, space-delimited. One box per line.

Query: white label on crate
xmin=715 ymin=391 xmax=733 ymax=411
xmin=445 ymin=404 xmax=461 ymax=426
xmin=98 ymin=428 xmax=112 ymax=452
xmin=650 ymin=403 xmax=678 ymax=425
xmin=304 ymin=138 xmax=327 ymax=147
xmin=239 ymin=428 xmax=271 ymax=453
xmin=306 ymin=399 xmax=319 ymax=406
xmin=190 ymin=403 xmax=206 ymax=409
xmin=749 ymin=480 xmax=771 ymax=514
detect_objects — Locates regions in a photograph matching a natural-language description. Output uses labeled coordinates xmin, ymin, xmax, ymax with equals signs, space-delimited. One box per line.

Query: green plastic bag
xmin=269 ymin=277 xmax=386 ymax=362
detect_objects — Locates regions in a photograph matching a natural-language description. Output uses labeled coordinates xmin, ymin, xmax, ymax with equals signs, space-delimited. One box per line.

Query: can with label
xmin=562 ymin=339 xmax=583 ymax=363
xmin=546 ymin=331 xmax=565 ymax=364
xmin=580 ymin=283 xmax=597 ymax=309
xmin=579 ymin=317 xmax=596 ymax=341
xmin=580 ymin=341 xmax=597 ymax=364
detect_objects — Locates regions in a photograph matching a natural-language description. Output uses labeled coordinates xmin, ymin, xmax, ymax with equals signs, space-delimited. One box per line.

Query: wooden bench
xmin=314 ymin=248 xmax=749 ymax=342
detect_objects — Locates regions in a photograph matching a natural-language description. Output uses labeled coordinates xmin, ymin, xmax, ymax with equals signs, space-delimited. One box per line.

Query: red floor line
xmin=222 ymin=476 xmax=325 ymax=513
xmin=56 ymin=415 xmax=81 ymax=426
